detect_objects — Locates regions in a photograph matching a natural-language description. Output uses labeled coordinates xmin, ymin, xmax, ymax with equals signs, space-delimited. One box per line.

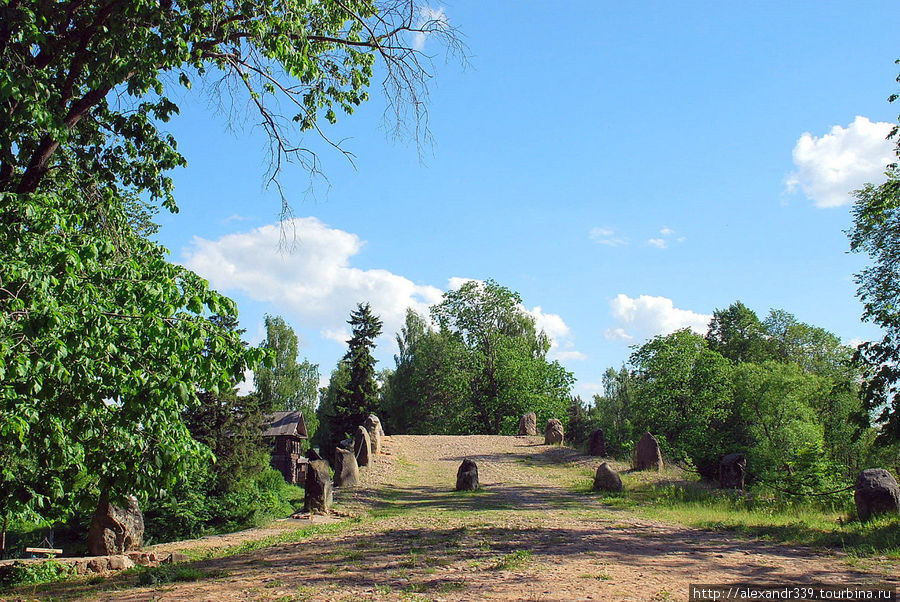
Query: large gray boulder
xmin=634 ymin=432 xmax=663 ymax=471
xmin=333 ymin=447 xmax=359 ymax=488
xmin=364 ymin=414 xmax=384 ymax=456
xmin=719 ymin=453 xmax=746 ymax=490
xmin=87 ymin=492 xmax=144 ymax=556
xmin=855 ymin=468 xmax=900 ymax=520
xmin=592 ymin=462 xmax=623 ymax=492
xmin=544 ymin=418 xmax=564 ymax=445
xmin=354 ymin=425 xmax=372 ymax=467
xmin=588 ymin=428 xmax=607 ymax=457
xmin=456 ymin=458 xmax=479 ymax=491
xmin=304 ymin=460 xmax=333 ymax=513
xmin=518 ymin=412 xmax=537 ymax=436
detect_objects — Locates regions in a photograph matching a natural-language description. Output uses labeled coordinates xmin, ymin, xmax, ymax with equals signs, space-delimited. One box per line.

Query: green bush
xmin=0 ymin=559 xmax=75 ymax=588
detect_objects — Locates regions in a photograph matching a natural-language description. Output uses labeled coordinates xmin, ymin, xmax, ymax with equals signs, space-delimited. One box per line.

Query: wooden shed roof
xmin=262 ymin=411 xmax=308 ymax=438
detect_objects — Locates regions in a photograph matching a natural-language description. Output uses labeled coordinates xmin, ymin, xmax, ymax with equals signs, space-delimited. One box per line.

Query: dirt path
xmin=40 ymin=435 xmax=900 ymax=601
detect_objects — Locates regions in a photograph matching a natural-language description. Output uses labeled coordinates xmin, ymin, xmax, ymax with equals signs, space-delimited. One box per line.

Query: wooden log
xmin=25 ymin=547 xmax=63 ymax=555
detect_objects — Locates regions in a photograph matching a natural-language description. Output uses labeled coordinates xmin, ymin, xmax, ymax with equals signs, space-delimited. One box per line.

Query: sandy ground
xmin=24 ymin=435 xmax=900 ymax=601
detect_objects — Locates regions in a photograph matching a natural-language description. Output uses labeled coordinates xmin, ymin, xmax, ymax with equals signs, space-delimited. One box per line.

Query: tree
xmin=320 ymin=303 xmax=382 ymax=454
xmin=706 ymin=301 xmax=773 ymax=364
xmin=1 ymin=0 xmax=461 ymax=526
xmin=0 ymin=192 xmax=263 ymax=524
xmin=255 ymin=315 xmax=320 ymax=441
xmin=379 ymin=309 xmax=472 ymax=434
xmin=591 ymin=366 xmax=635 ymax=456
xmin=850 ymin=165 xmax=900 ymax=443
xmin=630 ymin=329 xmax=736 ymax=476
xmin=429 ymin=280 xmax=573 ymax=435
xmin=1 ymin=0 xmax=463 ymax=211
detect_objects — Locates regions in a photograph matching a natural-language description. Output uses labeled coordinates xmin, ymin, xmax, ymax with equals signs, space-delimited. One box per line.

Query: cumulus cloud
xmin=589 ymin=226 xmax=629 ymax=247
xmin=182 ymin=217 xmax=444 ymax=348
xmin=786 ymin=116 xmax=894 ymax=208
xmin=603 ymin=294 xmax=710 ymax=343
xmin=528 ymin=305 xmax=586 ymax=362
xmin=659 ymin=226 xmax=675 ymax=236
xmin=648 ymin=238 xmax=667 ymax=249
xmin=413 ymin=6 xmax=448 ymax=51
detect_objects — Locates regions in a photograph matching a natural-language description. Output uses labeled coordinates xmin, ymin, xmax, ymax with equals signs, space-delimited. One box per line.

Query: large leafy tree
xmin=630 ymin=329 xmax=736 ymax=476
xmin=428 ymin=280 xmax=573 ymax=435
xmin=255 ymin=315 xmax=320 ymax=440
xmin=0 ymin=0 xmax=461 ymax=209
xmin=848 ymin=62 xmax=900 ymax=444
xmin=0 ymin=189 xmax=263 ymax=524
xmin=1 ymin=0 xmax=458 ymax=525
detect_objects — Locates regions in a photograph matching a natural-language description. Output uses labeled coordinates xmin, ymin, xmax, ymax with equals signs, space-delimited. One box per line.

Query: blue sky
xmin=155 ymin=1 xmax=899 ymax=398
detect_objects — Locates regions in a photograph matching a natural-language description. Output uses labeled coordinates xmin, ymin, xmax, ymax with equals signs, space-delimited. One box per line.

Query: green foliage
xmin=428 ymin=280 xmax=574 ymax=435
xmin=599 ymin=302 xmax=868 ymax=492
xmin=849 ymin=166 xmax=900 ymax=443
xmin=0 ymin=559 xmax=75 ymax=588
xmin=143 ymin=464 xmax=302 ymax=543
xmin=317 ymin=303 xmax=384 ymax=455
xmin=591 ymin=366 xmax=636 ymax=456
xmin=706 ymin=301 xmax=774 ymax=363
xmin=629 ymin=329 xmax=737 ymax=476
xmin=255 ymin=314 xmax=320 ymax=441
xmin=135 ymin=563 xmax=227 ymax=586
xmin=0 ymin=0 xmax=458 ymax=207
xmin=0 ymin=191 xmax=263 ymax=524
xmin=381 ymin=282 xmax=574 ymax=435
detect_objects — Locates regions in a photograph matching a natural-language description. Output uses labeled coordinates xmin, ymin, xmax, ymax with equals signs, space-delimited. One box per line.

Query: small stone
xmin=588 ymin=428 xmax=607 ymax=457
xmin=333 ymin=446 xmax=359 ymax=488
xmin=719 ymin=453 xmax=747 ymax=490
xmin=592 ymin=462 xmax=623 ymax=492
xmin=87 ymin=557 xmax=109 ymax=572
xmin=518 ymin=412 xmax=537 ymax=436
xmin=855 ymin=468 xmax=900 ymax=521
xmin=364 ymin=414 xmax=384 ymax=455
xmin=544 ymin=419 xmax=564 ymax=445
xmin=634 ymin=432 xmax=663 ymax=471
xmin=456 ymin=458 xmax=479 ymax=491
xmin=305 ymin=459 xmax=334 ymax=513
xmin=107 ymin=555 xmax=134 ymax=571
xmin=354 ymin=426 xmax=372 ymax=467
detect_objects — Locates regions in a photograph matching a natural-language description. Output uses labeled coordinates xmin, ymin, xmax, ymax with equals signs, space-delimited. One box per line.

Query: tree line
xmin=571 ymin=301 xmax=899 ymax=493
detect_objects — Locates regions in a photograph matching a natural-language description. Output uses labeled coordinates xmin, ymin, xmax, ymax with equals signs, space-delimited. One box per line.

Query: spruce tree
xmin=329 ymin=303 xmax=383 ymax=454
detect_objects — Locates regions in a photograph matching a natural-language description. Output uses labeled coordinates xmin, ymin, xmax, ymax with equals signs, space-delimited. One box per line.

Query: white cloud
xmin=527 ymin=305 xmax=586 ymax=362
xmin=235 ymin=369 xmax=255 ymax=396
xmin=321 ymin=328 xmax=351 ymax=345
xmin=448 ymin=276 xmax=480 ymax=290
xmin=786 ymin=116 xmax=894 ymax=208
xmin=182 ymin=217 xmax=443 ymax=349
xmin=660 ymin=226 xmax=675 ymax=236
xmin=648 ymin=238 xmax=667 ymax=249
xmin=589 ymin=226 xmax=629 ymax=247
xmin=604 ymin=294 xmax=711 ymax=343
xmin=413 ymin=6 xmax=448 ymax=51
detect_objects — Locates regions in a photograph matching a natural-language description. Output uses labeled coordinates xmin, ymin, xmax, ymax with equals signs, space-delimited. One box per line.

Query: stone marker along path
xmin=51 ymin=435 xmax=899 ymax=601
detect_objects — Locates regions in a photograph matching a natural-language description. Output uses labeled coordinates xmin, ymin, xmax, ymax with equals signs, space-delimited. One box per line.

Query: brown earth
xmin=23 ymin=435 xmax=900 ymax=601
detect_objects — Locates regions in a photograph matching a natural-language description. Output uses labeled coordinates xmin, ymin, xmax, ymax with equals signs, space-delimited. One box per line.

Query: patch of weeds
xmin=0 ymin=559 xmax=76 ymax=588
xmin=402 ymin=582 xmax=428 ymax=593
xmin=265 ymin=578 xmax=286 ymax=588
xmin=325 ymin=565 xmax=341 ymax=574
xmin=340 ymin=550 xmax=365 ymax=562
xmin=135 ymin=564 xmax=228 ymax=586
xmin=294 ymin=584 xmax=317 ymax=600
xmin=436 ymin=580 xmax=467 ymax=593
xmin=492 ymin=550 xmax=532 ymax=571
xmin=652 ymin=589 xmax=673 ymax=600
xmin=374 ymin=584 xmax=394 ymax=595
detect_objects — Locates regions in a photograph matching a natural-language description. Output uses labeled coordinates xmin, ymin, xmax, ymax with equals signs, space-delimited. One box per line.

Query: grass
xmin=579 ymin=465 xmax=900 ymax=557
xmin=492 ymin=549 xmax=533 ymax=571
xmin=134 ymin=564 xmax=228 ymax=586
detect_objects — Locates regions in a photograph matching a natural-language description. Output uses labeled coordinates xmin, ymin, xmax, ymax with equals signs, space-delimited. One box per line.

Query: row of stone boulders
xmin=303 ymin=413 xmax=387 ymax=514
